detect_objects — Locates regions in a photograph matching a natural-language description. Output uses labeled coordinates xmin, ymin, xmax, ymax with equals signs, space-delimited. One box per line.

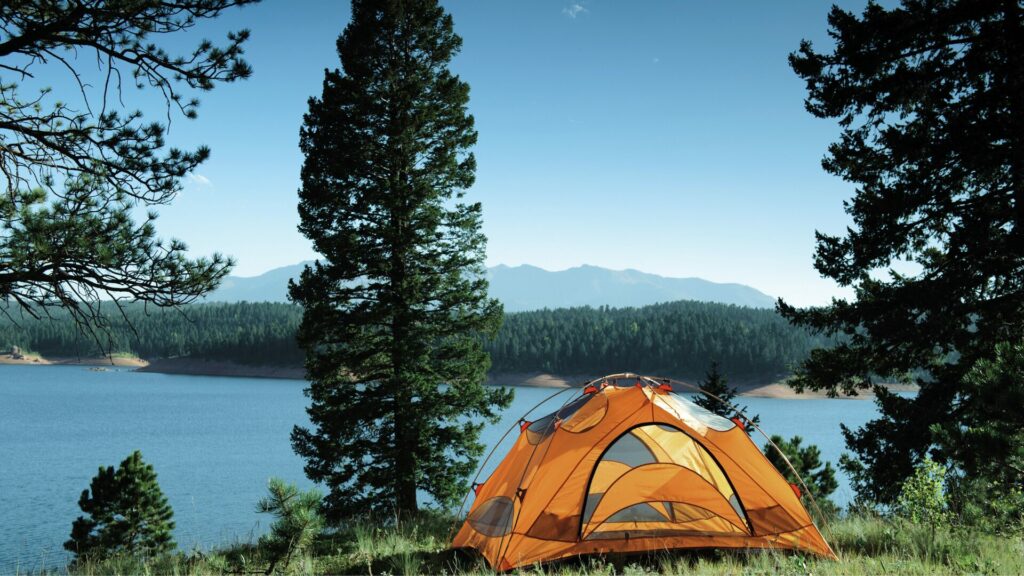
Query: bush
xmin=896 ymin=456 xmax=948 ymax=525
xmin=64 ymin=450 xmax=175 ymax=560
xmin=935 ymin=341 xmax=1024 ymax=535
xmin=948 ymin=474 xmax=1024 ymax=535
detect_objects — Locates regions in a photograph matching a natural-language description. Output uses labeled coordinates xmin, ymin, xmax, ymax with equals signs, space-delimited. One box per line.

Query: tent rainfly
xmin=451 ymin=373 xmax=837 ymax=571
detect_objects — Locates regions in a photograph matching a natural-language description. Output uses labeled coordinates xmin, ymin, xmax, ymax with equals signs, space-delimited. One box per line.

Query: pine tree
xmin=782 ymin=0 xmax=1024 ymax=503
xmin=289 ymin=0 xmax=511 ymax=520
xmin=764 ymin=435 xmax=838 ymax=518
xmin=693 ymin=361 xmax=759 ymax=434
xmin=64 ymin=451 xmax=175 ymax=560
xmin=257 ymin=478 xmax=324 ymax=574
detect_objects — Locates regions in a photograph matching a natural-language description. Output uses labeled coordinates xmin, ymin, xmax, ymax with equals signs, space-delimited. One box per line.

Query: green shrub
xmin=935 ymin=341 xmax=1024 ymax=535
xmin=948 ymin=474 xmax=1024 ymax=535
xmin=896 ymin=456 xmax=948 ymax=525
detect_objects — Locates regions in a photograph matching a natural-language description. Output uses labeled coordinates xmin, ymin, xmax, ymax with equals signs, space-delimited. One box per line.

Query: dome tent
xmin=451 ymin=373 xmax=836 ymax=571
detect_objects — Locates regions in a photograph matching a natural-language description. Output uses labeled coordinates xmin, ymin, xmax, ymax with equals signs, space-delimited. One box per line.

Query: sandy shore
xmin=485 ymin=372 xmax=589 ymax=388
xmin=2 ymin=352 xmax=300 ymax=379
xmin=0 ymin=352 xmax=47 ymax=365
xmin=738 ymin=381 xmax=918 ymax=399
xmin=0 ymin=353 xmax=148 ymax=367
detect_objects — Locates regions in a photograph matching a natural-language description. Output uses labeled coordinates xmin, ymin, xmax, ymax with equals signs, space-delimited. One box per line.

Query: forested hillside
xmin=0 ymin=302 xmax=303 ymax=366
xmin=489 ymin=301 xmax=832 ymax=378
xmin=1 ymin=300 xmax=829 ymax=377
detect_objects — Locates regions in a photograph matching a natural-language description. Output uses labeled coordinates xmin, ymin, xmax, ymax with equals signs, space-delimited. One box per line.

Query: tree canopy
xmin=289 ymin=0 xmax=509 ymax=520
xmin=0 ymin=1 xmax=257 ymax=333
xmin=782 ymin=0 xmax=1024 ymax=503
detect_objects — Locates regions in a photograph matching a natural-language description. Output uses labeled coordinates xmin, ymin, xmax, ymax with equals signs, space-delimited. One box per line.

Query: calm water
xmin=0 ymin=366 xmax=880 ymax=571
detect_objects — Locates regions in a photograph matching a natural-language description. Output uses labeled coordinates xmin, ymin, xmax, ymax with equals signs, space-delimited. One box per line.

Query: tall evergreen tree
xmin=782 ymin=0 xmax=1024 ymax=503
xmin=65 ymin=451 xmax=175 ymax=560
xmin=289 ymin=0 xmax=511 ymax=520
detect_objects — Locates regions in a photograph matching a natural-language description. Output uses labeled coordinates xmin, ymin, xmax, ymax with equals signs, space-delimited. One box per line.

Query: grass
xmin=34 ymin=514 xmax=1022 ymax=575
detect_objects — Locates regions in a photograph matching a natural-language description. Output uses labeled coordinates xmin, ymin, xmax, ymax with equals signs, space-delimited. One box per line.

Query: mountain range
xmin=205 ymin=262 xmax=776 ymax=310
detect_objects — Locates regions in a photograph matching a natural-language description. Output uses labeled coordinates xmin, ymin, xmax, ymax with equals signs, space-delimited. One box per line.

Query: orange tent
xmin=451 ymin=373 xmax=836 ymax=571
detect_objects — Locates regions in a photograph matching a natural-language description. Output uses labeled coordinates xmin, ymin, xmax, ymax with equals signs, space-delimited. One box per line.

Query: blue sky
xmin=29 ymin=1 xmax=873 ymax=307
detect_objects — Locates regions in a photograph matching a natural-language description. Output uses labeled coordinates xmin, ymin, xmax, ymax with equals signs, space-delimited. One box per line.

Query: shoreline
xmin=1 ymin=354 xmax=917 ymax=398
xmin=0 ymin=352 xmax=147 ymax=368
xmin=485 ymin=372 xmax=917 ymax=399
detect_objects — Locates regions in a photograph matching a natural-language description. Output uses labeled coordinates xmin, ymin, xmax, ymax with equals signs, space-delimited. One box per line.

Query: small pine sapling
xmin=64 ymin=450 xmax=175 ymax=560
xmin=257 ymin=478 xmax=324 ymax=574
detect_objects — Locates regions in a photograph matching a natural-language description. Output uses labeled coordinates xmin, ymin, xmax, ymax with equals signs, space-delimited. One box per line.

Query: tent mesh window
xmin=468 ymin=496 xmax=515 ymax=537
xmin=582 ymin=424 xmax=751 ymax=540
xmin=526 ymin=394 xmax=608 ymax=444
xmin=653 ymin=393 xmax=737 ymax=435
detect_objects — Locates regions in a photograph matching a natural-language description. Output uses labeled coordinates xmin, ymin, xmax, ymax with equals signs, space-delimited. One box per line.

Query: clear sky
xmin=38 ymin=1 xmax=875 ymax=307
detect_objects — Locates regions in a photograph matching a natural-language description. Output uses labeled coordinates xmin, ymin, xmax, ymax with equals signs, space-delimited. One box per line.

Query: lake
xmin=0 ymin=365 xmax=880 ymax=572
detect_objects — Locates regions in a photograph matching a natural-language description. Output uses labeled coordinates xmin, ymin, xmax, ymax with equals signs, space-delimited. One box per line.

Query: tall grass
xmin=52 ymin=514 xmax=1022 ymax=575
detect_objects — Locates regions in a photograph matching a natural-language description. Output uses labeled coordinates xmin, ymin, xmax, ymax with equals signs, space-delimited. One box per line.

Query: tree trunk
xmin=394 ymin=408 xmax=419 ymax=516
xmin=390 ymin=228 xmax=419 ymax=516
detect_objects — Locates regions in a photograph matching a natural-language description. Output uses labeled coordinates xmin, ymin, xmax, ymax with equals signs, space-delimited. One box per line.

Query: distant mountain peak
xmin=486 ymin=264 xmax=773 ymax=311
xmin=206 ymin=262 xmax=775 ymax=310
